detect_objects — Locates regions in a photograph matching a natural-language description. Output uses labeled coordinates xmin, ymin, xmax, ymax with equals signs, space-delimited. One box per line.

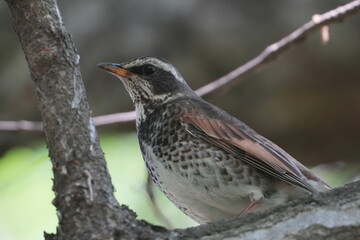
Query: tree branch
xmin=1 ymin=0 xmax=359 ymax=131
xmin=0 ymin=120 xmax=43 ymax=131
xmin=4 ymin=1 xmax=137 ymax=239
xmin=171 ymin=181 xmax=360 ymax=240
xmin=0 ymin=111 xmax=136 ymax=131
xmin=195 ymin=0 xmax=360 ymax=97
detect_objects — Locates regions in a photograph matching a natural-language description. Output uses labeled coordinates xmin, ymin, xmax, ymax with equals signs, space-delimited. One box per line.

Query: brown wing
xmin=180 ymin=103 xmax=325 ymax=193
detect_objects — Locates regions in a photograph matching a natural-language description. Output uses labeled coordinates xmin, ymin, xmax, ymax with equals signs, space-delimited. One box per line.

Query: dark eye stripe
xmin=128 ymin=66 xmax=144 ymax=75
xmin=128 ymin=64 xmax=155 ymax=75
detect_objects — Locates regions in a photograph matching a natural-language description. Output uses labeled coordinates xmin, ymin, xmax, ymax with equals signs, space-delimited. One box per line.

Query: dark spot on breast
xmin=163 ymin=128 xmax=168 ymax=135
xmin=181 ymin=148 xmax=191 ymax=154
xmin=162 ymin=138 xmax=169 ymax=146
xmin=220 ymin=168 xmax=228 ymax=176
xmin=156 ymin=138 xmax=162 ymax=145
xmin=233 ymin=165 xmax=244 ymax=173
xmin=181 ymin=172 xmax=188 ymax=177
xmin=170 ymin=121 xmax=176 ymax=128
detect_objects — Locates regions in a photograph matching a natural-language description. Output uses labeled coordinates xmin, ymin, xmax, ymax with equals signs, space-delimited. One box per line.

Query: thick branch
xmin=1 ymin=0 xmax=360 ymax=131
xmin=4 ymin=1 xmax=137 ymax=239
xmin=171 ymin=181 xmax=360 ymax=240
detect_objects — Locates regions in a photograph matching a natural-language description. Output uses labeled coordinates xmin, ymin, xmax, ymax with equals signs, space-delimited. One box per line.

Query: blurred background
xmin=0 ymin=0 xmax=359 ymax=239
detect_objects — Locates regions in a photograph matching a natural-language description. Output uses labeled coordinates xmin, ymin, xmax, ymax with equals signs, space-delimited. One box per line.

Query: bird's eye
xmin=143 ymin=65 xmax=155 ymax=75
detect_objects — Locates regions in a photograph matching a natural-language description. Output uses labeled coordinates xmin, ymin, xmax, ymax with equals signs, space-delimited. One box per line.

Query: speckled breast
xmin=137 ymin=101 xmax=270 ymax=223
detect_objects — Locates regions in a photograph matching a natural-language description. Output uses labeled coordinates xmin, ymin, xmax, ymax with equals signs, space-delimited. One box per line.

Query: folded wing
xmin=180 ymin=103 xmax=330 ymax=193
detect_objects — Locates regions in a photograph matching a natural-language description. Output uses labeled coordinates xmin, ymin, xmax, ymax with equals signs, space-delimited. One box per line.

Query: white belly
xmin=142 ymin=144 xmax=277 ymax=224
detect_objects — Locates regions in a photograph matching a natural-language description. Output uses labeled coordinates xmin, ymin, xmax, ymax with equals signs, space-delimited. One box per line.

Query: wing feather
xmin=181 ymin=110 xmax=318 ymax=192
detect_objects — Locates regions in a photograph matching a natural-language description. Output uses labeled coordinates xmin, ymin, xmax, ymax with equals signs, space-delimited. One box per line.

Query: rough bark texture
xmin=4 ymin=0 xmax=360 ymax=239
xmin=172 ymin=181 xmax=360 ymax=240
xmin=4 ymin=1 xmax=143 ymax=239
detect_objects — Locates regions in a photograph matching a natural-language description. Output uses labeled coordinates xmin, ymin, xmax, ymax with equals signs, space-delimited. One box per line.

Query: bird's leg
xmin=239 ymin=200 xmax=261 ymax=216
xmin=239 ymin=192 xmax=263 ymax=216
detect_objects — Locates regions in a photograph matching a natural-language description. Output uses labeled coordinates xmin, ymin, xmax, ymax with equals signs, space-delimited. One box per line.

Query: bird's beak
xmin=97 ymin=62 xmax=132 ymax=77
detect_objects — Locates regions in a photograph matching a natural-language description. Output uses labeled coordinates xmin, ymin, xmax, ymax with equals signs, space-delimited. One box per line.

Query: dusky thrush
xmin=98 ymin=56 xmax=331 ymax=224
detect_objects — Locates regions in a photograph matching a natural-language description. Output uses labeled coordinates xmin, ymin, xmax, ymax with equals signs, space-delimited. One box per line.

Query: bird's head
xmin=98 ymin=57 xmax=194 ymax=109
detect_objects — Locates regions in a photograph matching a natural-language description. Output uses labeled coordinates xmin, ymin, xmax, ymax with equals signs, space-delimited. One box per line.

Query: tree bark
xmin=4 ymin=1 xmax=140 ymax=239
xmin=172 ymin=181 xmax=360 ymax=240
xmin=4 ymin=0 xmax=360 ymax=239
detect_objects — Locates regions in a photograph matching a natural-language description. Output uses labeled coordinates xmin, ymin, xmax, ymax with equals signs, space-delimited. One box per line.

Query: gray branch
xmin=172 ymin=181 xmax=360 ymax=240
xmin=195 ymin=0 xmax=360 ymax=97
xmin=4 ymin=0 xmax=360 ymax=239
xmin=5 ymin=1 xmax=137 ymax=239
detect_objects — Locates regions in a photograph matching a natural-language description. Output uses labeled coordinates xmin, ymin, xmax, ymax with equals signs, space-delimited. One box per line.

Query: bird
xmin=98 ymin=56 xmax=331 ymax=224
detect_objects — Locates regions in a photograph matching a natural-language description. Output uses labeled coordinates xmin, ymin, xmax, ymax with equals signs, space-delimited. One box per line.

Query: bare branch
xmin=0 ymin=111 xmax=136 ymax=131
xmin=1 ymin=0 xmax=359 ymax=132
xmin=195 ymin=0 xmax=360 ymax=97
xmin=92 ymin=111 xmax=136 ymax=125
xmin=0 ymin=120 xmax=43 ymax=131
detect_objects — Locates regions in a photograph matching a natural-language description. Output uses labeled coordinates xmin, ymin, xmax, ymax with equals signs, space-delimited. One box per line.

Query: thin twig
xmin=1 ymin=0 xmax=360 ymax=132
xmin=195 ymin=0 xmax=360 ymax=97
xmin=0 ymin=111 xmax=136 ymax=131
xmin=0 ymin=120 xmax=43 ymax=131
xmin=92 ymin=111 xmax=136 ymax=126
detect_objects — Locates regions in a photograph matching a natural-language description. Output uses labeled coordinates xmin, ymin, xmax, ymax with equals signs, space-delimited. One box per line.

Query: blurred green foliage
xmin=0 ymin=133 xmax=196 ymax=240
xmin=0 ymin=132 xmax=355 ymax=240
